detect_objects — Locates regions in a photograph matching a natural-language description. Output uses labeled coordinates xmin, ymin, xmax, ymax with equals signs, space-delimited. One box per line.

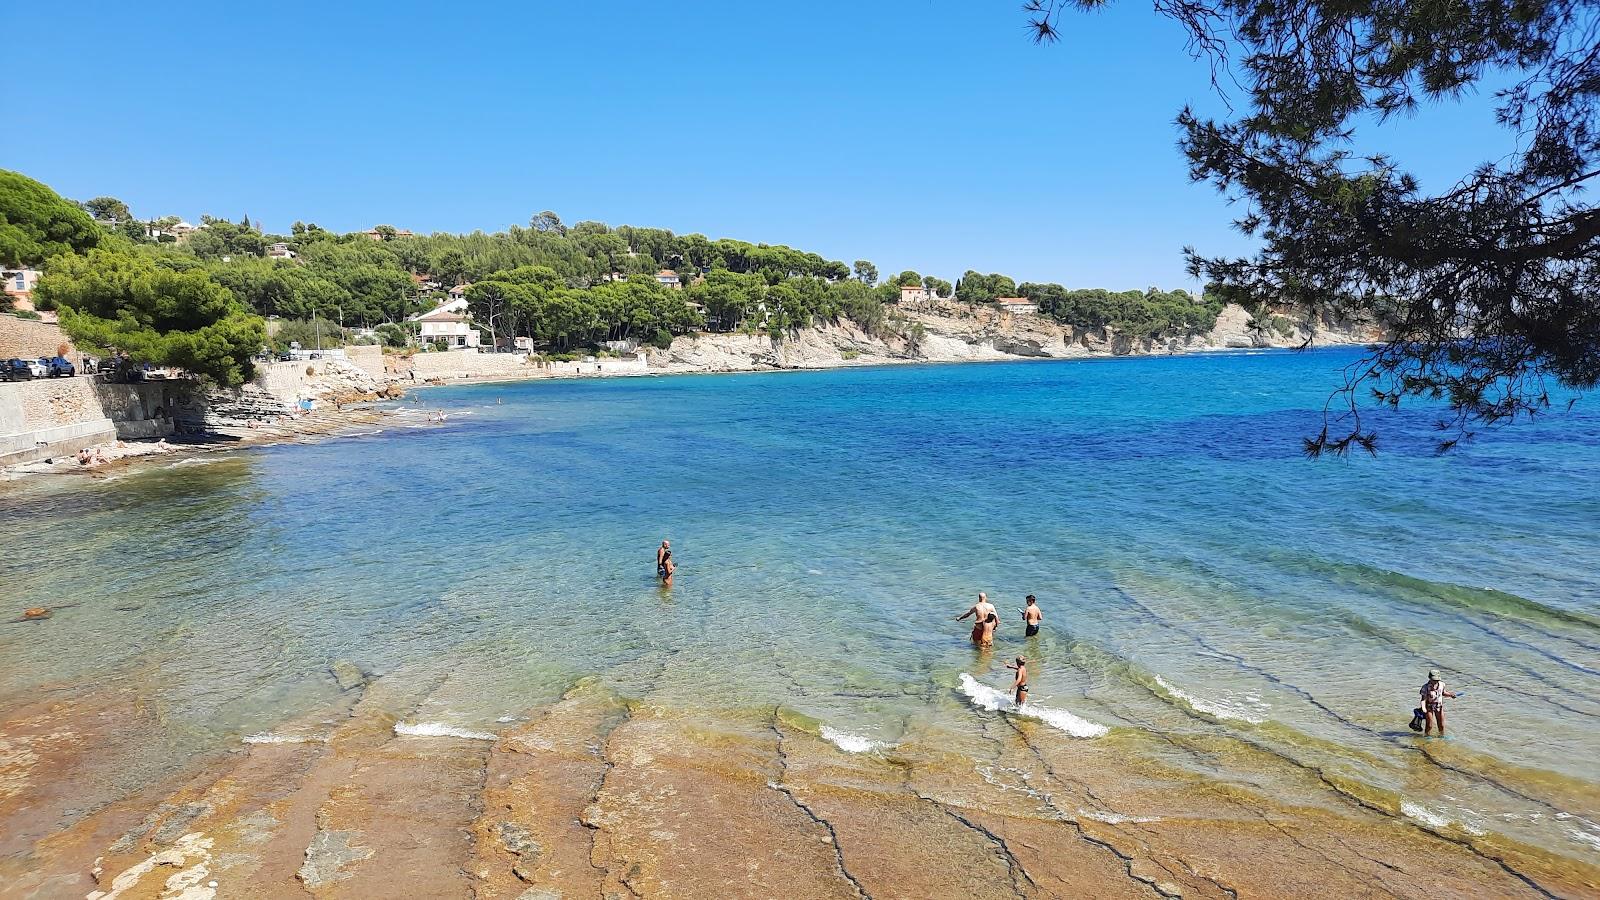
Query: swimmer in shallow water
xmin=1022 ymin=594 xmax=1042 ymax=637
xmin=656 ymin=539 xmax=674 ymax=584
xmin=956 ymin=593 xmax=997 ymax=644
xmin=1005 ymin=656 xmax=1028 ymax=705
xmin=1420 ymin=670 xmax=1457 ymax=736
xmin=980 ymin=612 xmax=999 ymax=646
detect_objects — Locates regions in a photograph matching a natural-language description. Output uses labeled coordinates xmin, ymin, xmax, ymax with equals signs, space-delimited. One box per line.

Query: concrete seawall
xmin=0 ymin=379 xmax=178 ymax=465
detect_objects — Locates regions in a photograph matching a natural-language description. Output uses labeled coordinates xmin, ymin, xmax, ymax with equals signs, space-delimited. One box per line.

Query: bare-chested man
xmin=956 ymin=592 xmax=997 ymax=645
xmin=1022 ymin=595 xmax=1043 ymax=637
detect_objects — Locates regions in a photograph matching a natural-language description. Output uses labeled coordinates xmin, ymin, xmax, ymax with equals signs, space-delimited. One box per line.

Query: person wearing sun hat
xmin=1419 ymin=670 xmax=1457 ymax=736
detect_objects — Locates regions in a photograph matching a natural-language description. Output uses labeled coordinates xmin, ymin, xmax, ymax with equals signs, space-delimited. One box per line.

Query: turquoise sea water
xmin=3 ymin=348 xmax=1598 ymax=864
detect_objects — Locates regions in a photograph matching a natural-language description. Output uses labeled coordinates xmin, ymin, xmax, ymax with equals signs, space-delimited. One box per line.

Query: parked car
xmin=2 ymin=358 xmax=35 ymax=381
xmin=23 ymin=359 xmax=48 ymax=379
xmin=38 ymin=356 xmax=75 ymax=377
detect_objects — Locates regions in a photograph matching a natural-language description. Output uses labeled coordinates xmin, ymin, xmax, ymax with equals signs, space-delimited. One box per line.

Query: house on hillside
xmin=3 ymin=268 xmax=41 ymax=304
xmin=899 ymin=284 xmax=933 ymax=307
xmin=447 ymin=283 xmax=472 ymax=301
xmin=409 ymin=296 xmax=480 ymax=349
xmin=267 ymin=242 xmax=296 ymax=260
xmin=994 ymin=296 xmax=1039 ymax=315
xmin=655 ymin=269 xmax=681 ymax=289
xmin=363 ymin=227 xmax=416 ymax=241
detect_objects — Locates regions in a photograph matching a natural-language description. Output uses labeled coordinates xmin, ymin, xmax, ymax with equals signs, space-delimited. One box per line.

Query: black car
xmin=2 ymin=358 xmax=36 ymax=381
xmin=38 ymin=356 xmax=75 ymax=377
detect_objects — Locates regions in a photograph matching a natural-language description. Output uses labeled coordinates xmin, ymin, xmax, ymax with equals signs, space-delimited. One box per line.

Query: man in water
xmin=1420 ymin=670 xmax=1457 ymax=735
xmin=956 ymin=593 xmax=997 ymax=644
xmin=656 ymin=540 xmax=674 ymax=583
xmin=1022 ymin=595 xmax=1043 ymax=637
xmin=1005 ymin=656 xmax=1029 ymax=706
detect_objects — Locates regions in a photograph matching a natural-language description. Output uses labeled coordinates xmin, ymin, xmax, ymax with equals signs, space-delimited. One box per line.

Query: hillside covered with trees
xmin=5 ymin=169 xmax=1230 ymax=377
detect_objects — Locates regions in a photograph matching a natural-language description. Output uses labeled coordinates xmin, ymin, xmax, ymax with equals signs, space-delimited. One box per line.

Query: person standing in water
xmin=656 ymin=540 xmax=675 ymax=583
xmin=1005 ymin=656 xmax=1029 ymax=706
xmin=980 ymin=612 xmax=999 ymax=647
xmin=1022 ymin=595 xmax=1043 ymax=637
xmin=956 ymin=593 xmax=997 ymax=644
xmin=1420 ymin=670 xmax=1456 ymax=736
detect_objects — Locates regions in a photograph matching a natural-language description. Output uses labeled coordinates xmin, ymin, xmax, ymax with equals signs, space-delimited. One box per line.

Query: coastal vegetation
xmin=0 ymin=171 xmax=100 ymax=272
xmin=1024 ymin=0 xmax=1600 ymax=452
xmin=4 ymin=168 xmax=1231 ymax=372
xmin=34 ymin=249 xmax=264 ymax=387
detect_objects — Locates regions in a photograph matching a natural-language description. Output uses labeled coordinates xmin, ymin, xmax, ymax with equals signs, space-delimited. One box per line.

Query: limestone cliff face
xmin=646 ymin=302 xmax=1380 ymax=374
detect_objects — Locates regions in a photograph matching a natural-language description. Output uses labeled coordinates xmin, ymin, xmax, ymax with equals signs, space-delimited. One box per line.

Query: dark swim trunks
xmin=1025 ymin=624 xmax=1040 ymax=637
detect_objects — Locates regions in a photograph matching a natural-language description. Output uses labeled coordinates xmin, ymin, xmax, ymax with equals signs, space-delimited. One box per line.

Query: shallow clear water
xmin=4 ymin=348 xmax=1598 ymax=864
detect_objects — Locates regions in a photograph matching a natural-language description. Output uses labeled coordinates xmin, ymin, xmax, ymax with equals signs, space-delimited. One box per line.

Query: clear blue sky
xmin=5 ymin=2 xmax=1513 ymax=289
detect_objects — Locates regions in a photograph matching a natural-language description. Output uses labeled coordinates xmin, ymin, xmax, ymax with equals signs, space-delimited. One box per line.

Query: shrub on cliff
xmin=0 ymin=170 xmax=100 ymax=268
xmin=34 ymin=249 xmax=265 ymax=387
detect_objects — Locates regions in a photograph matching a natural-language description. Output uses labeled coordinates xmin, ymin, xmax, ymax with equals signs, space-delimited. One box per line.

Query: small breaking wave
xmin=820 ymin=725 xmax=891 ymax=753
xmin=1401 ymin=801 xmax=1487 ymax=836
xmin=394 ymin=721 xmax=496 ymax=740
xmin=243 ymin=731 xmax=324 ymax=745
xmin=958 ymin=673 xmax=1109 ymax=738
xmin=1081 ymin=809 xmax=1160 ymax=825
xmin=168 ymin=456 xmax=217 ymax=467
xmin=1153 ymin=674 xmax=1269 ymax=724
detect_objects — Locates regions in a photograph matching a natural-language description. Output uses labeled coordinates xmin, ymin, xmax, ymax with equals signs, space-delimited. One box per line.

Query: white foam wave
xmin=394 ymin=721 xmax=496 ymax=741
xmin=1081 ymin=809 xmax=1160 ymax=825
xmin=166 ymin=457 xmax=218 ymax=468
xmin=243 ymin=731 xmax=323 ymax=745
xmin=1401 ymin=801 xmax=1487 ymax=836
xmin=1153 ymin=675 xmax=1268 ymax=724
xmin=1401 ymin=801 xmax=1451 ymax=829
xmin=1570 ymin=829 xmax=1600 ymax=851
xmin=958 ymin=673 xmax=1109 ymax=738
xmin=820 ymin=725 xmax=890 ymax=753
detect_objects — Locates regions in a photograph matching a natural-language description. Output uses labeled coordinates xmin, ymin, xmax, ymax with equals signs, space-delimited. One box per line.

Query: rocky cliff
xmin=646 ymin=302 xmax=1381 ymax=373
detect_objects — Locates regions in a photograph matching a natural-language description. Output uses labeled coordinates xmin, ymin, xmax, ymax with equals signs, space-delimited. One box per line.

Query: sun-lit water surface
xmin=2 ymin=348 xmax=1597 ymax=864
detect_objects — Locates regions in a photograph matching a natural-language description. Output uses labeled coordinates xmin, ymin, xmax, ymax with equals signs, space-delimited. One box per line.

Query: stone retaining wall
xmin=0 ymin=314 xmax=74 ymax=360
xmin=0 ymin=379 xmax=175 ymax=465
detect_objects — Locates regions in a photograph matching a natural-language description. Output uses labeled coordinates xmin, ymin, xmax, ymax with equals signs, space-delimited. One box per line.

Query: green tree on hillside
xmin=83 ymin=196 xmax=133 ymax=222
xmin=954 ymin=271 xmax=1017 ymax=304
xmin=852 ymin=260 xmax=878 ymax=286
xmin=35 ymin=249 xmax=265 ymax=385
xmin=0 ymin=170 xmax=100 ymax=268
xmin=188 ymin=218 xmax=267 ymax=259
xmin=1023 ymin=0 xmax=1600 ymax=452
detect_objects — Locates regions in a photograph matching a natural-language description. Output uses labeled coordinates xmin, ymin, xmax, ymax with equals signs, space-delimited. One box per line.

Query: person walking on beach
xmin=1022 ymin=595 xmax=1043 ymax=637
xmin=1420 ymin=670 xmax=1456 ymax=736
xmin=957 ymin=593 xmax=997 ymax=645
xmin=1005 ymin=656 xmax=1029 ymax=706
xmin=656 ymin=539 xmax=675 ymax=583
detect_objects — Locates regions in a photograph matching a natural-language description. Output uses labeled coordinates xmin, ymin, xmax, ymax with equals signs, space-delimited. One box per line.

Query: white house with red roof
xmin=409 ymin=296 xmax=480 ymax=349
